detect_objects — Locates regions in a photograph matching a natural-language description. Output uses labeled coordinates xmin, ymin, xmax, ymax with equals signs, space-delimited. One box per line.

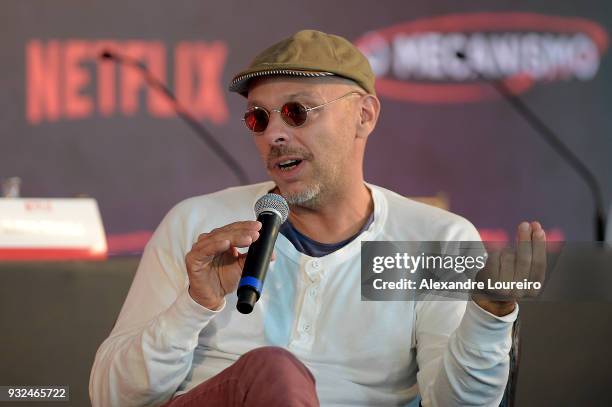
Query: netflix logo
xmin=26 ymin=39 xmax=228 ymax=125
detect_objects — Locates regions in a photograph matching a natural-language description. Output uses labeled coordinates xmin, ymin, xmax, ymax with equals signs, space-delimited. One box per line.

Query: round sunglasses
xmin=242 ymin=91 xmax=362 ymax=133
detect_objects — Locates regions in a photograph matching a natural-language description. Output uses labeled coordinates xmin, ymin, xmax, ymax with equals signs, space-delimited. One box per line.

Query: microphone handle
xmin=236 ymin=212 xmax=282 ymax=314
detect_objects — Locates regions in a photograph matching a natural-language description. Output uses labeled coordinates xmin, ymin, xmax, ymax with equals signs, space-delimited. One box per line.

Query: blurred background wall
xmin=2 ymin=0 xmax=611 ymax=251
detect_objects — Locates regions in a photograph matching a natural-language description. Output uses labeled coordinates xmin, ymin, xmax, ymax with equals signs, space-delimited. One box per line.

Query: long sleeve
xmin=414 ymin=215 xmax=518 ymax=406
xmin=89 ymin=204 xmax=224 ymax=407
xmin=416 ymin=299 xmax=518 ymax=406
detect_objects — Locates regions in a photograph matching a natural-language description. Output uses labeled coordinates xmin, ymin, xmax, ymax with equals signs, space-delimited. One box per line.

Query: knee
xmin=239 ymin=346 xmax=315 ymax=383
xmin=241 ymin=346 xmax=295 ymax=361
xmin=240 ymin=346 xmax=302 ymax=368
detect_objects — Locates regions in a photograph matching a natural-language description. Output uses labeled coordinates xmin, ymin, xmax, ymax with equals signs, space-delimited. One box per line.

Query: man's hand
xmin=473 ymin=221 xmax=547 ymax=317
xmin=185 ymin=221 xmax=263 ymax=310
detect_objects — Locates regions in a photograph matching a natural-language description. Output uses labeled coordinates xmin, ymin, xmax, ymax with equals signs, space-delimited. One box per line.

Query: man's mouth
xmin=277 ymin=159 xmax=303 ymax=171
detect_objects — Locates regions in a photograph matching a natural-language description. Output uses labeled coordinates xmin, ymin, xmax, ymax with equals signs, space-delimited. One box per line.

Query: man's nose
xmin=261 ymin=111 xmax=292 ymax=146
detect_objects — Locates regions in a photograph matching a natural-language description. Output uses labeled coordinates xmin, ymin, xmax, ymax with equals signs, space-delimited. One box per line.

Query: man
xmin=90 ymin=30 xmax=546 ymax=406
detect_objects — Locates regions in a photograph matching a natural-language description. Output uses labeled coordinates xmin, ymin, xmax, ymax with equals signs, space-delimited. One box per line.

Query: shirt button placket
xmin=309 ymin=287 xmax=318 ymax=298
xmin=297 ymin=258 xmax=324 ymax=348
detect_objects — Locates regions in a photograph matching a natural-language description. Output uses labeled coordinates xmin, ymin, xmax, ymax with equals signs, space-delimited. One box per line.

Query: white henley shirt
xmin=90 ymin=181 xmax=517 ymax=407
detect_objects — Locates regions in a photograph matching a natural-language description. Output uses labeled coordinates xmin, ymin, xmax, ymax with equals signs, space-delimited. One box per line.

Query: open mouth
xmin=277 ymin=159 xmax=303 ymax=171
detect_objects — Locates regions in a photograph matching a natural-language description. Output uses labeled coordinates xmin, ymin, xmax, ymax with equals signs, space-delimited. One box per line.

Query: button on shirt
xmin=90 ymin=181 xmax=517 ymax=407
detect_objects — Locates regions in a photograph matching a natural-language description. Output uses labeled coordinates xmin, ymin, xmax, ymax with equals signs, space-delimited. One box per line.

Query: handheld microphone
xmin=237 ymin=193 xmax=289 ymax=314
xmin=98 ymin=49 xmax=250 ymax=185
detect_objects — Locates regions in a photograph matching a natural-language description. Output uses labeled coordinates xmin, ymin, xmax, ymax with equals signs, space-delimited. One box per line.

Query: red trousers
xmin=161 ymin=346 xmax=320 ymax=407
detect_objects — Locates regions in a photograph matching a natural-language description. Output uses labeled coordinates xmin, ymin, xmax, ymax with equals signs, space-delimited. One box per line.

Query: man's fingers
xmin=530 ymin=222 xmax=547 ymax=287
xmin=212 ymin=221 xmax=262 ymax=234
xmin=476 ymin=221 xmax=546 ymax=301
xmin=223 ymin=220 xmax=261 ymax=229
xmin=517 ymin=221 xmax=532 ymax=242
xmin=187 ymin=239 xmax=231 ymax=264
xmin=194 ymin=229 xmax=260 ymax=251
xmin=499 ymin=248 xmax=516 ymax=298
xmin=196 ymin=221 xmax=262 ymax=241
xmin=196 ymin=228 xmax=260 ymax=243
xmin=500 ymin=248 xmax=515 ymax=280
xmin=205 ymin=239 xmax=231 ymax=257
xmin=189 ymin=229 xmax=258 ymax=260
xmin=219 ymin=232 xmax=256 ymax=249
xmin=227 ymin=231 xmax=258 ymax=248
xmin=531 ymin=221 xmax=542 ymax=231
xmin=515 ymin=221 xmax=533 ymax=280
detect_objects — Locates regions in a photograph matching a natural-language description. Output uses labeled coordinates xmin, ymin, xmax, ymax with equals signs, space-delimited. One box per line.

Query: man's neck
xmin=283 ymin=182 xmax=373 ymax=244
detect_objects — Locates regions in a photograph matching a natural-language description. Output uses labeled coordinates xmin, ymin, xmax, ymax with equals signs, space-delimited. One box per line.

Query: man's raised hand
xmin=185 ymin=221 xmax=262 ymax=310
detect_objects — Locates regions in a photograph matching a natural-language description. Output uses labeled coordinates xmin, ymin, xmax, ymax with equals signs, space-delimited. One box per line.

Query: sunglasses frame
xmin=242 ymin=91 xmax=363 ymax=133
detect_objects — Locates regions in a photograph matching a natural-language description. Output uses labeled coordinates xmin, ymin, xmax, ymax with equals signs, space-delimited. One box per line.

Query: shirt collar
xmin=252 ymin=181 xmax=388 ymax=267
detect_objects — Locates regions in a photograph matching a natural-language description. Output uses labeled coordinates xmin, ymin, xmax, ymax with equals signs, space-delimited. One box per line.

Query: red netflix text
xmin=26 ymin=39 xmax=228 ymax=125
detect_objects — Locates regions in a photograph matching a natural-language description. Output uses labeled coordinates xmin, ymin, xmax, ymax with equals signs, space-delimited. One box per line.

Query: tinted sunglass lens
xmin=281 ymin=102 xmax=308 ymax=127
xmin=244 ymin=108 xmax=269 ymax=132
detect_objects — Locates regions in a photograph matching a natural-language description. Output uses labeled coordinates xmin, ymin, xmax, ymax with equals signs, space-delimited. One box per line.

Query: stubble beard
xmin=267 ymin=146 xmax=342 ymax=210
xmin=281 ymin=162 xmax=343 ymax=210
xmin=283 ymin=181 xmax=323 ymax=209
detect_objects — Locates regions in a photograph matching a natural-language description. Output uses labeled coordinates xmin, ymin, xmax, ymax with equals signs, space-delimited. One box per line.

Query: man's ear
xmin=356 ymin=94 xmax=381 ymax=139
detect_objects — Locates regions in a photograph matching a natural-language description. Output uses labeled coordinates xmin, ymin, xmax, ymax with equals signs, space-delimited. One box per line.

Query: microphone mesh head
xmin=254 ymin=193 xmax=289 ymax=223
